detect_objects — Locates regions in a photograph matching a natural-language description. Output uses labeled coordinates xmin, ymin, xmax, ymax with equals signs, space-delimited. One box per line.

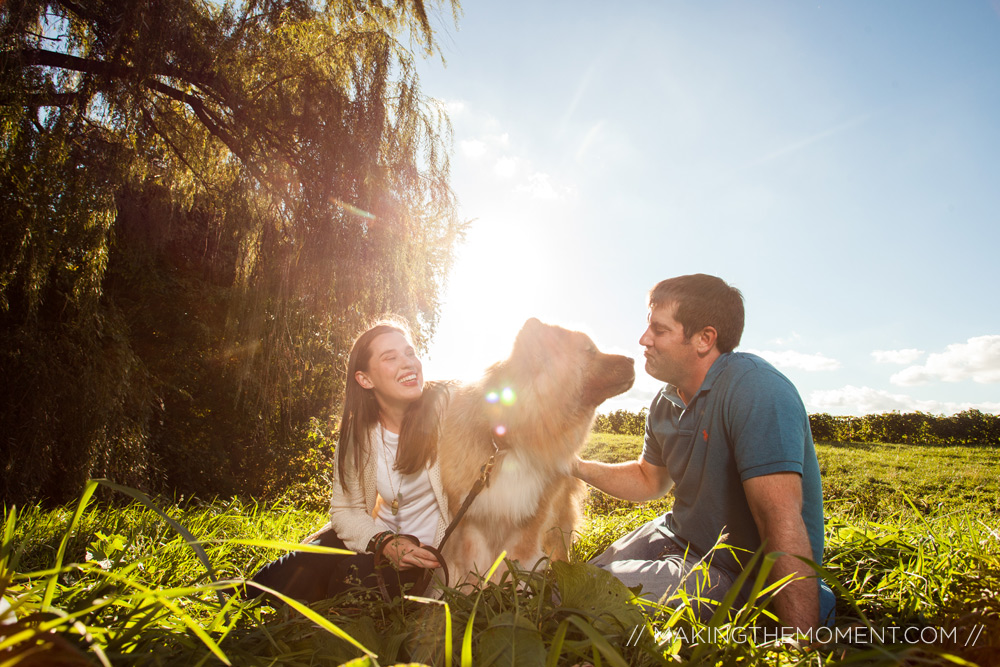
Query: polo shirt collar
xmin=659 ymin=383 xmax=686 ymax=409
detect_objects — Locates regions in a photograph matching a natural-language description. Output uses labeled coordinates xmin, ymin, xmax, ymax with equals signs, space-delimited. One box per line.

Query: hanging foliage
xmin=0 ymin=0 xmax=464 ymax=503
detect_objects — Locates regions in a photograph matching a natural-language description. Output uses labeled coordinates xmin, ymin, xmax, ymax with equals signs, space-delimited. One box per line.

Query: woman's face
xmin=355 ymin=331 xmax=424 ymax=411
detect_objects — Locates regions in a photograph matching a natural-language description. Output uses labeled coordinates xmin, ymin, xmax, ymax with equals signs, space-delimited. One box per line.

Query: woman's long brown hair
xmin=336 ymin=319 xmax=448 ymax=491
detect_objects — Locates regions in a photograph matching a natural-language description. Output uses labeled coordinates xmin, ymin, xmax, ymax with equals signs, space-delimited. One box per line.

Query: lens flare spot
xmin=500 ymin=387 xmax=516 ymax=406
xmin=329 ymin=196 xmax=376 ymax=220
xmin=485 ymin=391 xmax=500 ymax=404
xmin=494 ymin=424 xmax=507 ymax=437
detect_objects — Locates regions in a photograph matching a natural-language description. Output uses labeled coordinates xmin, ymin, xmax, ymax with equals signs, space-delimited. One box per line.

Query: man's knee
xmin=588 ymin=517 xmax=674 ymax=566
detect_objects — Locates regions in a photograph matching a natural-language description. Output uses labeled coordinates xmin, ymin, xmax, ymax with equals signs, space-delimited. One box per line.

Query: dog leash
xmin=439 ymin=437 xmax=504 ymax=550
xmin=374 ymin=437 xmax=506 ymax=600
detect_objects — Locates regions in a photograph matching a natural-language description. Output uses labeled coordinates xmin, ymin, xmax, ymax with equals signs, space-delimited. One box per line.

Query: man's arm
xmin=574 ymin=455 xmax=673 ymax=502
xmin=743 ymin=471 xmax=819 ymax=632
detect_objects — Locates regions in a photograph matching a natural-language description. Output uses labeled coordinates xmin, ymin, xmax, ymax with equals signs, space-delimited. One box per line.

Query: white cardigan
xmin=327 ymin=434 xmax=450 ymax=553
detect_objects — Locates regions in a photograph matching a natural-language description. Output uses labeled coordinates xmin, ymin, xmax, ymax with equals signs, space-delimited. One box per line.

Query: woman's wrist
xmin=366 ymin=531 xmax=394 ymax=554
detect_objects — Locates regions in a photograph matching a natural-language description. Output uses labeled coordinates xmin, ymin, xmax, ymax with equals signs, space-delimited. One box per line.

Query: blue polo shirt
xmin=642 ymin=352 xmax=825 ymax=578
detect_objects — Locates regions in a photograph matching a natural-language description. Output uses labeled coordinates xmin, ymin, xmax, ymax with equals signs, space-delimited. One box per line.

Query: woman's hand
xmin=381 ymin=536 xmax=441 ymax=570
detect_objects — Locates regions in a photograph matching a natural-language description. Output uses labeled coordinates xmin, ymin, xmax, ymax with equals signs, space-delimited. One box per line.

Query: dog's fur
xmin=437 ymin=318 xmax=634 ymax=586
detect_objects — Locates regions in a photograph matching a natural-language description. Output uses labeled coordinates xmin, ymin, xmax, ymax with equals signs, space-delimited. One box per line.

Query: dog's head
xmin=482 ymin=319 xmax=634 ymax=442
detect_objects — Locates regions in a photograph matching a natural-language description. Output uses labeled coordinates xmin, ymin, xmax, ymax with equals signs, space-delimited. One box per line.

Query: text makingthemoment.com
xmin=624 ymin=624 xmax=986 ymax=648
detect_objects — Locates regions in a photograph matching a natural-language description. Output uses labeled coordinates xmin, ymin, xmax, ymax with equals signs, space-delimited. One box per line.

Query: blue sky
xmin=415 ymin=0 xmax=1000 ymax=416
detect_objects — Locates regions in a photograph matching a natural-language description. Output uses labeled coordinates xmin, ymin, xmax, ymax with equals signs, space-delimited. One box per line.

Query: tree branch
xmin=0 ymin=91 xmax=81 ymax=107
xmin=53 ymin=0 xmax=105 ymax=27
xmin=19 ymin=47 xmax=125 ymax=78
xmin=17 ymin=48 xmax=296 ymax=206
xmin=18 ymin=47 xmax=204 ymax=91
xmin=17 ymin=49 xmax=262 ymax=178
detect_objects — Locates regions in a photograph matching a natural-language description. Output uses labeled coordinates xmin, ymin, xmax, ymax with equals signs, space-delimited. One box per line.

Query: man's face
xmin=639 ymin=302 xmax=696 ymax=384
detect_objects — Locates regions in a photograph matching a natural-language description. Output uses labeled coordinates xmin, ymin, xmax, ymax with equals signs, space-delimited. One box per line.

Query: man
xmin=575 ymin=274 xmax=834 ymax=631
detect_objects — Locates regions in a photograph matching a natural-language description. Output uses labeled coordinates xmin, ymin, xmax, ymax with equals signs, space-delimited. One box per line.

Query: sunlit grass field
xmin=3 ymin=436 xmax=999 ymax=665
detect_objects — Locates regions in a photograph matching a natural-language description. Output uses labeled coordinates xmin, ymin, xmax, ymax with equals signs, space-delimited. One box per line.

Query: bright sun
xmin=425 ymin=214 xmax=562 ymax=382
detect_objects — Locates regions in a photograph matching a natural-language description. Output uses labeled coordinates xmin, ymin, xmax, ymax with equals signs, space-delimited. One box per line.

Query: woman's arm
xmin=327 ymin=451 xmax=381 ymax=553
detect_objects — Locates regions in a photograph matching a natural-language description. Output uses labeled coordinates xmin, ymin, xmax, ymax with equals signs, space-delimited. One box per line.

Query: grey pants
xmin=589 ymin=514 xmax=735 ymax=617
xmin=591 ymin=513 xmax=837 ymax=626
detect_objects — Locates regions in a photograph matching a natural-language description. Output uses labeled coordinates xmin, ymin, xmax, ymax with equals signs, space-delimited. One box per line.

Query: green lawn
xmin=3 ymin=438 xmax=999 ymax=665
xmin=582 ymin=432 xmax=1000 ymax=517
xmin=815 ymin=440 xmax=1000 ymax=516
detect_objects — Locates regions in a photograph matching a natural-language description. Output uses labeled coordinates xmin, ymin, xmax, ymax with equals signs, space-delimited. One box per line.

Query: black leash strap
xmin=438 ymin=438 xmax=502 ymax=552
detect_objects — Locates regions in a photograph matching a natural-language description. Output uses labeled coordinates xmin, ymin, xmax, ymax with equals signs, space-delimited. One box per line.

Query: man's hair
xmin=648 ymin=274 xmax=745 ymax=353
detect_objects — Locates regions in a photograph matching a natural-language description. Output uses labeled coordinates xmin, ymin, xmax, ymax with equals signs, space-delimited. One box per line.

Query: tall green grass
xmin=3 ymin=439 xmax=999 ymax=666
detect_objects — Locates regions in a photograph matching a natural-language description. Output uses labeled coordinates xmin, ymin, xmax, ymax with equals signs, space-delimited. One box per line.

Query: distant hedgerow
xmin=592 ymin=408 xmax=648 ymax=436
xmin=594 ymin=408 xmax=1000 ymax=446
xmin=807 ymin=409 xmax=1000 ymax=446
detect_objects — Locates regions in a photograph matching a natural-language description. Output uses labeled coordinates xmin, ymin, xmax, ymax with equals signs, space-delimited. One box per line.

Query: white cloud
xmin=446 ymin=99 xmax=570 ymax=195
xmin=872 ymin=348 xmax=925 ymax=364
xmin=744 ymin=349 xmax=841 ymax=372
xmin=494 ymin=156 xmax=518 ymax=178
xmin=443 ymin=99 xmax=466 ymax=115
xmin=601 ymin=389 xmax=656 ymax=416
xmin=809 ymin=385 xmax=914 ymax=415
xmin=459 ymin=132 xmax=511 ymax=161
xmin=514 ymin=172 xmax=575 ymax=200
xmin=890 ymin=335 xmax=1000 ymax=386
xmin=515 ymin=172 xmax=557 ymax=200
xmin=459 ymin=139 xmax=487 ymax=158
xmin=771 ymin=331 xmax=802 ymax=346
xmin=807 ymin=385 xmax=1000 ymax=417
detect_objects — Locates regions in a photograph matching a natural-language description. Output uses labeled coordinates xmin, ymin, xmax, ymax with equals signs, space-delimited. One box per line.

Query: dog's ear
xmin=513 ymin=318 xmax=544 ymax=350
xmin=524 ymin=318 xmax=543 ymax=330
xmin=519 ymin=317 xmax=543 ymax=336
xmin=512 ymin=318 xmax=547 ymax=366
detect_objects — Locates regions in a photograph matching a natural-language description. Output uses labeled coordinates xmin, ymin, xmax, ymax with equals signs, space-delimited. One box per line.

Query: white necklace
xmin=379 ymin=426 xmax=402 ymax=515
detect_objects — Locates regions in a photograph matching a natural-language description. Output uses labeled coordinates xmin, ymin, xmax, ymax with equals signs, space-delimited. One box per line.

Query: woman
xmin=250 ymin=318 xmax=451 ymax=603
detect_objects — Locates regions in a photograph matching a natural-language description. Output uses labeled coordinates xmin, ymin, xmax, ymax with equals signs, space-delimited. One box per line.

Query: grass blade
xmin=42 ymin=479 xmax=99 ymax=611
xmin=544 ymin=619 xmax=569 ymax=667
xmin=92 ymin=480 xmax=222 ymax=593
xmin=565 ymin=616 xmax=629 ymax=667
xmin=1 ymin=504 xmax=17 ymax=576
xmin=242 ymin=580 xmax=376 ymax=660
xmin=407 ymin=595 xmax=453 ymax=667
xmin=461 ymin=551 xmax=507 ymax=667
xmin=212 ymin=538 xmax=354 ymax=555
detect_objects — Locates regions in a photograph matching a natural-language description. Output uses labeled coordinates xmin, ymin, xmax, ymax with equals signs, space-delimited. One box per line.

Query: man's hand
xmin=744 ymin=471 xmax=819 ymax=633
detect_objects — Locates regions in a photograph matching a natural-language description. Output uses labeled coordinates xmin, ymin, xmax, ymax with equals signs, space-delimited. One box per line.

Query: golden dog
xmin=437 ymin=318 xmax=634 ymax=586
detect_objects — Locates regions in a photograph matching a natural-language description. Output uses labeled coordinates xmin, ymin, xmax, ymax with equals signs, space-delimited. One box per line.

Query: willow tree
xmin=0 ymin=0 xmax=463 ymax=503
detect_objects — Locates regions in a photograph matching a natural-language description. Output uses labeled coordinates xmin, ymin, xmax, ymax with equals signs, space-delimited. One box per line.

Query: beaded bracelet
xmin=366 ymin=531 xmax=395 ymax=555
